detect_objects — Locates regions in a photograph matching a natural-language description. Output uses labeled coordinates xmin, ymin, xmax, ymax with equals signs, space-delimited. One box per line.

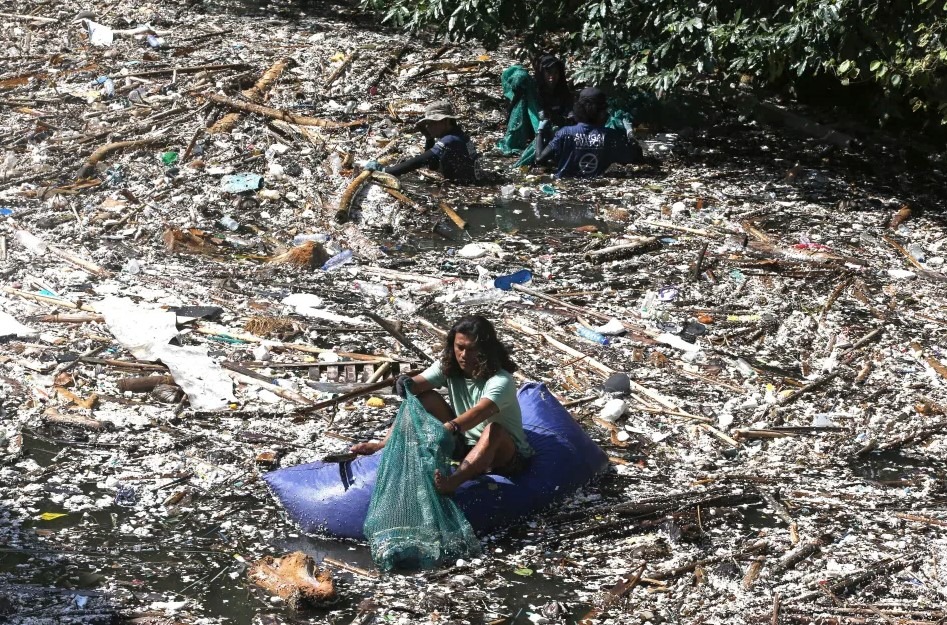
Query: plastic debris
xmin=221 ymin=173 xmax=264 ymax=193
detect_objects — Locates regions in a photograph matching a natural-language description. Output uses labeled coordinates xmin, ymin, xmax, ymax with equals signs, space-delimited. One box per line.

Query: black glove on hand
xmin=393 ymin=374 xmax=412 ymax=399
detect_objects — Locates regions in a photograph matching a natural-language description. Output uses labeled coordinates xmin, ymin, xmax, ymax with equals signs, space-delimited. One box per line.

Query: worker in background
xmin=362 ymin=100 xmax=482 ymax=184
xmin=534 ymin=87 xmax=643 ymax=178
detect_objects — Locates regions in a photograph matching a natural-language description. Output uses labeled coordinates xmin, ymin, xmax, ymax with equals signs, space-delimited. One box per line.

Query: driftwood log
xmin=248 ymin=551 xmax=336 ymax=610
xmin=76 ymin=137 xmax=167 ymax=180
xmin=203 ymin=93 xmax=366 ymax=128
xmin=585 ymin=237 xmax=660 ymax=263
xmin=209 ymin=57 xmax=294 ymax=134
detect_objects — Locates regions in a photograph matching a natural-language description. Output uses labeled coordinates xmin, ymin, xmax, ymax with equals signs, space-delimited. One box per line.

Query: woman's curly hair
xmin=440 ymin=315 xmax=517 ymax=380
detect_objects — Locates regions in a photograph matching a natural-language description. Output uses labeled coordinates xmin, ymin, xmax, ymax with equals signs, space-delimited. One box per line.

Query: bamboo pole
xmin=209 ymin=57 xmax=294 ymax=134
xmin=203 ymin=93 xmax=367 ymax=128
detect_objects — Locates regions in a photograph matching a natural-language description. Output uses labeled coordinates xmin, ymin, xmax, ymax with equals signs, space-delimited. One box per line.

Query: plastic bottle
xmin=392 ymin=297 xmax=417 ymax=314
xmin=458 ymin=290 xmax=503 ymax=306
xmin=321 ymin=250 xmax=353 ymax=271
xmin=575 ymin=325 xmax=610 ymax=345
xmin=219 ymin=216 xmax=239 ymax=231
xmin=639 ymin=291 xmax=659 ymax=319
xmin=735 ymin=358 xmax=756 ymax=378
xmin=15 ymin=230 xmax=47 ymax=255
xmin=293 ymin=233 xmax=331 ymax=246
xmin=353 ymin=280 xmax=390 ymax=299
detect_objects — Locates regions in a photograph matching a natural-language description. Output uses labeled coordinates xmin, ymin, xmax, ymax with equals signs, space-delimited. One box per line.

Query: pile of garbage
xmin=1 ymin=1 xmax=946 ymax=624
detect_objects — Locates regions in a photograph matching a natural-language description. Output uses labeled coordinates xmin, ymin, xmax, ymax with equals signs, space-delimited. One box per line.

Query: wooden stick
xmin=48 ymin=243 xmax=109 ymax=276
xmin=840 ymin=326 xmax=884 ymax=359
xmin=125 ymin=63 xmax=251 ymax=78
xmin=292 ymin=371 xmax=421 ymax=416
xmin=585 ymin=237 xmax=660 ymax=263
xmin=336 ymin=170 xmax=373 ymax=222
xmin=2 ymin=286 xmax=96 ymax=312
xmin=223 ymin=364 xmax=315 ymax=405
xmin=642 ymin=220 xmax=722 ymax=238
xmin=384 ymin=187 xmax=423 ymax=209
xmin=368 ymin=45 xmax=407 ymax=90
xmin=883 ymin=234 xmax=925 ymax=271
xmin=776 ymin=367 xmax=847 ymax=407
xmin=579 ymin=561 xmax=647 ymax=625
xmin=820 ymin=277 xmax=851 ymax=323
xmin=192 ymin=324 xmax=380 ymax=361
xmin=80 ymin=357 xmax=168 ymax=371
xmin=651 ymin=540 xmax=768 ymax=580
xmin=438 ymin=200 xmax=467 ymax=229
xmin=0 ymin=12 xmax=58 ymax=23
xmin=321 ymin=556 xmax=378 ymax=579
xmin=77 ymin=137 xmax=166 ymax=180
xmin=43 ymin=410 xmax=104 ymax=430
xmin=203 ymin=93 xmax=366 ymax=128
xmin=790 ymin=555 xmax=916 ymax=604
xmin=37 ymin=313 xmax=104 ymax=323
xmin=884 ymin=235 xmax=947 ymax=282
xmin=768 ymin=536 xmax=829 ymax=575
xmin=117 ymin=376 xmax=176 ymax=393
xmin=366 ymin=361 xmax=391 ymax=383
xmin=511 ymin=284 xmax=611 ymax=322
xmin=761 ymin=490 xmax=800 ymax=544
xmin=894 ymin=513 xmax=947 ymax=529
xmin=698 ymin=423 xmax=741 ymax=447
xmin=362 ymin=311 xmax=433 ymax=363
xmin=209 ymin=57 xmax=293 ymax=134
xmin=691 ymin=241 xmax=709 ymax=281
xmin=325 ymin=51 xmax=359 ymax=87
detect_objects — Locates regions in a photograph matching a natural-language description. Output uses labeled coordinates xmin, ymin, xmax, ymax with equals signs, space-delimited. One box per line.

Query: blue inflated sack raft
xmin=264 ymin=382 xmax=609 ymax=539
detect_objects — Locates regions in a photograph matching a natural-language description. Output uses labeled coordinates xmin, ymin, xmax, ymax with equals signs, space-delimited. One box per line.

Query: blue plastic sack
xmin=264 ymin=382 xmax=609 ymax=539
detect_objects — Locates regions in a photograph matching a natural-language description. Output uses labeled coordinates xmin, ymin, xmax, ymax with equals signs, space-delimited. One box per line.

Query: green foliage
xmin=362 ymin=0 xmax=947 ymax=127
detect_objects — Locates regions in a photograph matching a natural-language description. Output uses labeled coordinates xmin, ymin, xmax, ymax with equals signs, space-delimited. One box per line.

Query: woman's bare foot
xmin=350 ymin=441 xmax=384 ymax=455
xmin=433 ymin=469 xmax=461 ymax=495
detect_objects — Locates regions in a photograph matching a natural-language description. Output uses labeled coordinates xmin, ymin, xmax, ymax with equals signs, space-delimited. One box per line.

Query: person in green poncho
xmin=498 ymin=54 xmax=575 ymax=164
xmin=351 ymin=316 xmax=533 ymax=495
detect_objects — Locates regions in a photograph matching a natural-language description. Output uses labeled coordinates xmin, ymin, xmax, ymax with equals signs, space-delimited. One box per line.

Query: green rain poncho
xmin=497 ymin=65 xmax=541 ymax=157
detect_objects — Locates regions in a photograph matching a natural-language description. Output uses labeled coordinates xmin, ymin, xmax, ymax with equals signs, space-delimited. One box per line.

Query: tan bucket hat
xmin=415 ymin=100 xmax=458 ymax=131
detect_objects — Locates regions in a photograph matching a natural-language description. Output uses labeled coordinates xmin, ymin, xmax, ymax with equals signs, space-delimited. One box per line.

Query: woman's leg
xmin=351 ymin=390 xmax=455 ymax=455
xmin=434 ymin=423 xmax=517 ymax=495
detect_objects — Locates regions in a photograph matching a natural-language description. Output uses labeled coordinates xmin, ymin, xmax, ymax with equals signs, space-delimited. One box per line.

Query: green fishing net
xmin=497 ymin=65 xmax=541 ymax=156
xmin=363 ymin=386 xmax=481 ymax=571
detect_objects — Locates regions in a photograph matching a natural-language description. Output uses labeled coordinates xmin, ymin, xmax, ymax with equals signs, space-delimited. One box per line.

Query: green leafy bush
xmin=362 ymin=0 xmax=947 ymax=127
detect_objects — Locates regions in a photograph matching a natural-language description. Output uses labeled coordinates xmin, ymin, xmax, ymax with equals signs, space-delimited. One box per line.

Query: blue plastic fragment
xmin=220 ymin=173 xmax=263 ymax=193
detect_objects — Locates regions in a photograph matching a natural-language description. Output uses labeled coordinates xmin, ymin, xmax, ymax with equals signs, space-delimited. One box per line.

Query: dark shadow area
xmin=182 ymin=0 xmax=396 ymax=31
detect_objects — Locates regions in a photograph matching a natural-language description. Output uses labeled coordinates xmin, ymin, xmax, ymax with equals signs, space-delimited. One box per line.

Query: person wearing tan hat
xmin=362 ymin=100 xmax=482 ymax=184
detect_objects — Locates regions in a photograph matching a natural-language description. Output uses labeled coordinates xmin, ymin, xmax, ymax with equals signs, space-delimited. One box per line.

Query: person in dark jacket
xmin=363 ymin=100 xmax=481 ymax=184
xmin=532 ymin=54 xmax=574 ymax=128
xmin=534 ymin=87 xmax=643 ymax=178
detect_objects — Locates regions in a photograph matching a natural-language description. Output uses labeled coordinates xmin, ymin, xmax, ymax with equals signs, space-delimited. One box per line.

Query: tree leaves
xmin=361 ymin=0 xmax=947 ymax=125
